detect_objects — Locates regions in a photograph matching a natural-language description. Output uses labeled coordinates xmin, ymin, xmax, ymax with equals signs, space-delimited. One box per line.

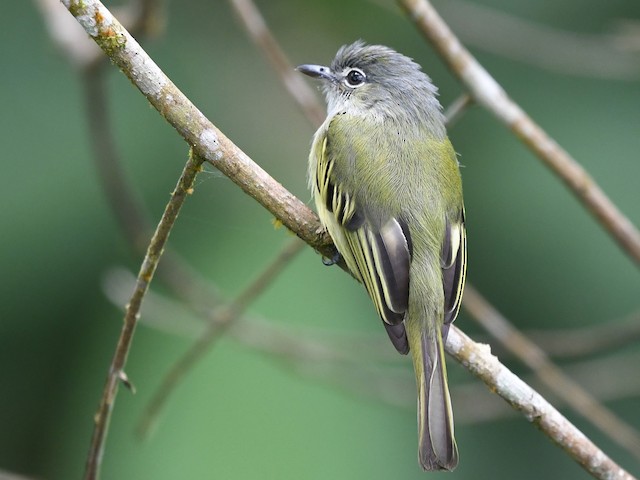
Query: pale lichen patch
xmin=130 ymin=54 xmax=167 ymax=98
xmin=200 ymin=129 xmax=222 ymax=161
xmin=76 ymin=13 xmax=98 ymax=36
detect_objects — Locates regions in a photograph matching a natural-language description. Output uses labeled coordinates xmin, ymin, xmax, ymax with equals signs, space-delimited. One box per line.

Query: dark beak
xmin=296 ymin=64 xmax=336 ymax=82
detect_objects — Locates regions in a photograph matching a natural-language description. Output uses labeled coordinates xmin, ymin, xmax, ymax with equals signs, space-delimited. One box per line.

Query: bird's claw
xmin=322 ymin=250 xmax=342 ymax=266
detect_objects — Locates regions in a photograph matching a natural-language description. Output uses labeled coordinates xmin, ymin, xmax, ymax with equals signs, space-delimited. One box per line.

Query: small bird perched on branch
xmin=297 ymin=41 xmax=466 ymax=471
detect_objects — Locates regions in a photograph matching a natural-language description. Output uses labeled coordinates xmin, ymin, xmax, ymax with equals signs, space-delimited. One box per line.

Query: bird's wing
xmin=440 ymin=207 xmax=467 ymax=335
xmin=314 ymin=133 xmax=411 ymax=353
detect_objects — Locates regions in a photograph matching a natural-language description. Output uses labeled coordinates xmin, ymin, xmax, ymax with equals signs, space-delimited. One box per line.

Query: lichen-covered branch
xmin=446 ymin=326 xmax=635 ymax=480
xmin=463 ymin=285 xmax=640 ymax=460
xmin=61 ymin=0 xmax=334 ymax=260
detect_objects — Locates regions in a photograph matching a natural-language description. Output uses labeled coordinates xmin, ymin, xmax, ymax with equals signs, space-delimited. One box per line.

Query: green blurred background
xmin=2 ymin=0 xmax=639 ymax=478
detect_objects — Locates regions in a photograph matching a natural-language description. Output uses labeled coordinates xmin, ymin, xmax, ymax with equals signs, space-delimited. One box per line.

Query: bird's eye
xmin=345 ymin=69 xmax=366 ymax=87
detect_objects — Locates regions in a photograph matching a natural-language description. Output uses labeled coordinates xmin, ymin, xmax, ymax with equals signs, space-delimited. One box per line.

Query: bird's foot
xmin=322 ymin=250 xmax=342 ymax=266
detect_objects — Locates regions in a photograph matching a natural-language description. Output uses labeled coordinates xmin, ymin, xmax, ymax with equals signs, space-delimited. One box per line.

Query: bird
xmin=297 ymin=41 xmax=466 ymax=471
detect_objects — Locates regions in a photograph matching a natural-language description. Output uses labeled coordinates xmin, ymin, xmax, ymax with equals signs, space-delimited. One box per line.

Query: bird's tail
xmin=410 ymin=324 xmax=458 ymax=471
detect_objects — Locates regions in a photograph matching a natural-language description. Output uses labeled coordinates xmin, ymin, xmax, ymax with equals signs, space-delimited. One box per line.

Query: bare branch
xmin=399 ymin=0 xmax=640 ymax=266
xmin=456 ymin=349 xmax=640 ymax=425
xmin=463 ymin=285 xmax=640 ymax=460
xmin=446 ymin=326 xmax=635 ymax=480
xmin=84 ymin=150 xmax=204 ymax=480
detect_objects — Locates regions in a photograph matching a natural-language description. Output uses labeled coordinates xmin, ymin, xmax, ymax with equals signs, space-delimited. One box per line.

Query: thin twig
xmin=446 ymin=326 xmax=635 ymax=480
xmin=84 ymin=150 xmax=204 ymax=480
xmin=228 ymin=0 xmax=326 ymax=126
xmin=443 ymin=92 xmax=474 ymax=127
xmin=463 ymin=285 xmax=640 ymax=460
xmin=136 ymin=238 xmax=305 ymax=438
xmin=399 ymin=0 xmax=640 ymax=266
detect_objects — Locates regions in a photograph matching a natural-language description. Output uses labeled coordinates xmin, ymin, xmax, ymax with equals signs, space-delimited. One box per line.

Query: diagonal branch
xmin=398 ymin=0 xmax=640 ymax=266
xmin=447 ymin=326 xmax=635 ymax=480
xmin=463 ymin=284 xmax=640 ymax=459
xmin=84 ymin=149 xmax=204 ymax=480
xmin=455 ymin=349 xmax=640 ymax=425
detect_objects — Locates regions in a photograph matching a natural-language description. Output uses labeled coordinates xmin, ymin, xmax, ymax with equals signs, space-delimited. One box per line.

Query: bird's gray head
xmin=297 ymin=41 xmax=444 ymax=127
